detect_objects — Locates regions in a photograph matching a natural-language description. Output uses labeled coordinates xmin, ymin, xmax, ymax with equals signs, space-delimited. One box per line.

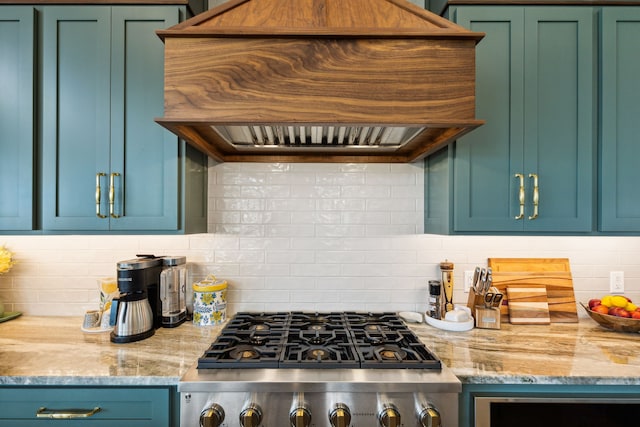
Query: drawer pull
xmin=514 ymin=173 xmax=525 ymax=220
xmin=109 ymin=172 xmax=121 ymax=219
xmin=36 ymin=406 xmax=101 ymax=419
xmin=528 ymin=173 xmax=539 ymax=220
xmin=95 ymin=173 xmax=107 ymax=219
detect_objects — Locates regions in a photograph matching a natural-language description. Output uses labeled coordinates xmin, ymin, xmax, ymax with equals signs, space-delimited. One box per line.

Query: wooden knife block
xmin=467 ymin=288 xmax=486 ymax=315
xmin=468 ymin=288 xmax=501 ymax=329
xmin=475 ymin=307 xmax=501 ymax=329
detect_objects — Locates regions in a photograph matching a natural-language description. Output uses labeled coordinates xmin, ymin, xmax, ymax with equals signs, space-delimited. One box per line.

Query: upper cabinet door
xmin=41 ymin=7 xmax=112 ymax=231
xmin=600 ymin=7 xmax=640 ymax=232
xmin=522 ymin=7 xmax=595 ymax=232
xmin=449 ymin=6 xmax=594 ymax=233
xmin=109 ymin=7 xmax=180 ymax=231
xmin=453 ymin=7 xmax=525 ymax=232
xmin=0 ymin=7 xmax=35 ymax=231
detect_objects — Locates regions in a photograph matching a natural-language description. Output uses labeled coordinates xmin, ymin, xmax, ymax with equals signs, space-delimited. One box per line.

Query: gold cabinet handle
xmin=36 ymin=406 xmax=101 ymax=419
xmin=529 ymin=173 xmax=539 ymax=220
xmin=95 ymin=173 xmax=107 ymax=218
xmin=514 ymin=173 xmax=525 ymax=220
xmin=109 ymin=172 xmax=121 ymax=218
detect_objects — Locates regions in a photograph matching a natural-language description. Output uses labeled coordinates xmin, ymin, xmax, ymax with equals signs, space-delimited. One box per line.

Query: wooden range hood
xmin=156 ymin=0 xmax=484 ymax=163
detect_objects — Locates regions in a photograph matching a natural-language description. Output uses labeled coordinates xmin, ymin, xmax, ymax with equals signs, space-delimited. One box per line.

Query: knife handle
xmin=514 ymin=173 xmax=525 ymax=220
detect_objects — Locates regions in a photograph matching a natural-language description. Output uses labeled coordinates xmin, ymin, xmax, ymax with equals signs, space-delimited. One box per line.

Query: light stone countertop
xmin=410 ymin=319 xmax=640 ymax=386
xmin=1 ymin=315 xmax=640 ymax=387
xmin=0 ymin=316 xmax=224 ymax=386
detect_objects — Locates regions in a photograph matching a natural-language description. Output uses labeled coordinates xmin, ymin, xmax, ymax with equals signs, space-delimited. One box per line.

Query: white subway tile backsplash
xmin=265 ymin=198 xmax=315 ymax=211
xmin=315 ymin=225 xmax=365 ymax=238
xmin=290 ymin=185 xmax=341 ymax=198
xmin=290 ymin=263 xmax=342 ymax=277
xmin=265 ymin=224 xmax=315 ymax=238
xmin=1 ymin=161 xmax=640 ymax=317
xmin=266 ymin=251 xmax=315 ymax=264
xmin=239 ymin=237 xmax=291 ymax=250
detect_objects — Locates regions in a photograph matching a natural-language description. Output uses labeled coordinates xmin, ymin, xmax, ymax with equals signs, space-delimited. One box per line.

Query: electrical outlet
xmin=610 ymin=271 xmax=625 ymax=294
xmin=464 ymin=270 xmax=474 ymax=293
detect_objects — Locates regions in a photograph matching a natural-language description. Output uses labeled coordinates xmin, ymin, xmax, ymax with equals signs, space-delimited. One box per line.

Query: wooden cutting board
xmin=488 ymin=258 xmax=578 ymax=323
xmin=506 ymin=287 xmax=551 ymax=324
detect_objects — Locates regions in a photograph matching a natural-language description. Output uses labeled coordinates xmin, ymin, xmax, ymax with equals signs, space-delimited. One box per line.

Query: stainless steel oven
xmin=179 ymin=312 xmax=461 ymax=427
xmin=475 ymin=396 xmax=640 ymax=427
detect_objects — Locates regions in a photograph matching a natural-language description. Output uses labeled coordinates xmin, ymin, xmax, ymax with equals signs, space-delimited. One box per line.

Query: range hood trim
xmin=156 ymin=119 xmax=483 ymax=163
xmin=158 ymin=0 xmax=484 ymax=39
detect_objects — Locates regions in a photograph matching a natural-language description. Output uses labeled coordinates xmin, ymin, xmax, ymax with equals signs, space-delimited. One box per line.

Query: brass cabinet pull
xmin=36 ymin=406 xmax=101 ymax=419
xmin=514 ymin=173 xmax=525 ymax=220
xmin=109 ymin=172 xmax=121 ymax=218
xmin=95 ymin=173 xmax=107 ymax=218
xmin=529 ymin=173 xmax=539 ymax=220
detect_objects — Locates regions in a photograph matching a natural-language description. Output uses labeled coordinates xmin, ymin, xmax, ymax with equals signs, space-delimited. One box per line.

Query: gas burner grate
xmin=197 ymin=333 xmax=284 ymax=369
xmin=197 ymin=312 xmax=441 ymax=370
xmin=288 ymin=312 xmax=346 ymax=331
xmin=357 ymin=333 xmax=441 ymax=369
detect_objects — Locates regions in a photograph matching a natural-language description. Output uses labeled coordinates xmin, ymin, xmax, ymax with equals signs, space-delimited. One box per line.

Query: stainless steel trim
xmin=179 ymin=365 xmax=461 ymax=394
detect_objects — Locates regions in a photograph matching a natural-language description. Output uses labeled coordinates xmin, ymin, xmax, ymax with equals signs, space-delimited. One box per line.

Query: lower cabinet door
xmin=0 ymin=387 xmax=170 ymax=426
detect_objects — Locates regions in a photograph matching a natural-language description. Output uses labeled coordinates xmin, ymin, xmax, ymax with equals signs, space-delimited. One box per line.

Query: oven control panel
xmin=183 ymin=391 xmax=455 ymax=427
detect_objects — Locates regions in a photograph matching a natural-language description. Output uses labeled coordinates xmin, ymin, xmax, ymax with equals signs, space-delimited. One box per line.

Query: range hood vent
xmin=156 ymin=0 xmax=484 ymax=163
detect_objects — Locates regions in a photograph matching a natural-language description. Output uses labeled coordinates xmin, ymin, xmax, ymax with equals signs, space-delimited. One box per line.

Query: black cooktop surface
xmin=197 ymin=312 xmax=441 ymax=370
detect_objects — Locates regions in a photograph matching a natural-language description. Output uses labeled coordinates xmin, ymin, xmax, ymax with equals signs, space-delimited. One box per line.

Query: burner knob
xmin=200 ymin=404 xmax=225 ymax=427
xmin=329 ymin=403 xmax=351 ymax=427
xmin=378 ymin=403 xmax=401 ymax=427
xmin=239 ymin=403 xmax=263 ymax=427
xmin=289 ymin=406 xmax=312 ymax=427
xmin=418 ymin=403 xmax=441 ymax=427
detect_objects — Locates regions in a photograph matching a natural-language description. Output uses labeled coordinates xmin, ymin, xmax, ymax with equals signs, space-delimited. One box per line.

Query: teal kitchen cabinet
xmin=0 ymin=8 xmax=35 ymax=231
xmin=40 ymin=6 xmax=207 ymax=233
xmin=0 ymin=386 xmax=174 ymax=426
xmin=425 ymin=6 xmax=595 ymax=234
xmin=599 ymin=8 xmax=640 ymax=232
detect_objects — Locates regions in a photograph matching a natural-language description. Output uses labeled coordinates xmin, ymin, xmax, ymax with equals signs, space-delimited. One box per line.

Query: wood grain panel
xmin=488 ymin=258 xmax=578 ymax=323
xmin=506 ymin=287 xmax=551 ymax=324
xmin=163 ymin=38 xmax=477 ymax=121
xmin=157 ymin=0 xmax=485 ymax=162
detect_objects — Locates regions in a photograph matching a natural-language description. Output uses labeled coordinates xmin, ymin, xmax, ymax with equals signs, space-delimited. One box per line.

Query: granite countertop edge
xmin=2 ymin=316 xmax=640 ymax=388
xmin=0 ymin=375 xmax=182 ymax=387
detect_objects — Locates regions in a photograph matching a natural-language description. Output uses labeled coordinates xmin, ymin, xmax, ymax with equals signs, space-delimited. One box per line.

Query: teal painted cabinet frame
xmin=0 ymin=7 xmax=35 ymax=230
xmin=599 ymin=8 xmax=640 ymax=232
xmin=0 ymin=386 xmax=174 ymax=426
xmin=426 ymin=6 xmax=596 ymax=234
xmin=40 ymin=6 xmax=189 ymax=232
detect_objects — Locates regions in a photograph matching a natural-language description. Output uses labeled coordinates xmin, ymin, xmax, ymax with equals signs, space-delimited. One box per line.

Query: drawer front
xmin=0 ymin=387 xmax=169 ymax=426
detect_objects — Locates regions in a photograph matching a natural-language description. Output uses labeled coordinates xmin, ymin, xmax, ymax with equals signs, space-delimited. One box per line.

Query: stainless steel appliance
xmin=110 ymin=256 xmax=163 ymax=343
xmin=475 ymin=396 xmax=640 ymax=427
xmin=160 ymin=256 xmax=187 ymax=327
xmin=180 ymin=312 xmax=461 ymax=427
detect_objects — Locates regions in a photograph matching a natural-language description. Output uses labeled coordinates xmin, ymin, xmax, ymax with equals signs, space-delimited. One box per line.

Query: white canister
xmin=192 ymin=276 xmax=227 ymax=326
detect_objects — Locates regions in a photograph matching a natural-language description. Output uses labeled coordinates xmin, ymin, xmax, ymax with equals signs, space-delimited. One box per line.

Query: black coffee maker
xmin=110 ymin=255 xmax=163 ymax=343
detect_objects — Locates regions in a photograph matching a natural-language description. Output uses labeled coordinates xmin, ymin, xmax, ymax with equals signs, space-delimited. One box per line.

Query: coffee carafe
xmin=110 ymin=256 xmax=163 ymax=343
xmin=160 ymin=256 xmax=187 ymax=327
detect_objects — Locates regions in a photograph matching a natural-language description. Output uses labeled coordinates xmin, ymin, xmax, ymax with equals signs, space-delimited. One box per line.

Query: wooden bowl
xmin=580 ymin=303 xmax=640 ymax=333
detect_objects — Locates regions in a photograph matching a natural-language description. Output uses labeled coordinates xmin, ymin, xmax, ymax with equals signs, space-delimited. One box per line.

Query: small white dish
xmin=424 ymin=315 xmax=474 ymax=332
xmin=398 ymin=311 xmax=424 ymax=323
xmin=80 ymin=324 xmax=113 ymax=333
xmin=425 ymin=306 xmax=474 ymax=331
